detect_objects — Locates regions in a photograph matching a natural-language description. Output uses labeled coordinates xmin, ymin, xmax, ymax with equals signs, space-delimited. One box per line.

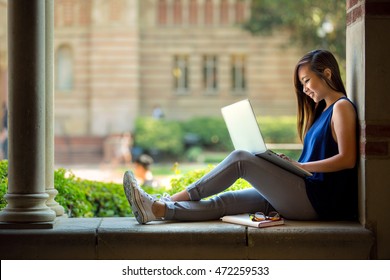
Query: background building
xmin=0 ymin=0 xmax=302 ymax=163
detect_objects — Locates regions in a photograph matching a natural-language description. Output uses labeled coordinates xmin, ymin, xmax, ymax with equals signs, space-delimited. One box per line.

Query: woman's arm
xmin=296 ymin=99 xmax=358 ymax=173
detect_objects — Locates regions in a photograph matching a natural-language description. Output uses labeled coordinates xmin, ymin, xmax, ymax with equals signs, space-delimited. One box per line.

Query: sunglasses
xmin=251 ymin=211 xmax=281 ymax=222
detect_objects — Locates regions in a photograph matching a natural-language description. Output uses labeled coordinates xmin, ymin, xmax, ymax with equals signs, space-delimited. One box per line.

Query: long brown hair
xmin=294 ymin=50 xmax=347 ymax=141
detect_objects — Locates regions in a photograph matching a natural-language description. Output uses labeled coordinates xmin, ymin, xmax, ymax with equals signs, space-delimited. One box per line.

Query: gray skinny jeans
xmin=164 ymin=150 xmax=318 ymax=221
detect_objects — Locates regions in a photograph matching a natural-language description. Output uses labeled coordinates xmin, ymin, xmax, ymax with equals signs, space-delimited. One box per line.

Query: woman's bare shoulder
xmin=334 ymin=98 xmax=356 ymax=114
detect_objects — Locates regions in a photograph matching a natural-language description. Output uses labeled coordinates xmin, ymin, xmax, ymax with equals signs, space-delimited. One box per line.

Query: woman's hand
xmin=279 ymin=153 xmax=308 ymax=170
xmin=278 ymin=153 xmax=291 ymax=161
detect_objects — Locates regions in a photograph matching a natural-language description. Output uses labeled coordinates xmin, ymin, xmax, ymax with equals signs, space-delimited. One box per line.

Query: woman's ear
xmin=323 ymin=68 xmax=332 ymax=79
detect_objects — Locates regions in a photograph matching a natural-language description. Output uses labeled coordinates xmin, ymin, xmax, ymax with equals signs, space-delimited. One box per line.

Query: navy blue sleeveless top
xmin=299 ymin=97 xmax=358 ymax=220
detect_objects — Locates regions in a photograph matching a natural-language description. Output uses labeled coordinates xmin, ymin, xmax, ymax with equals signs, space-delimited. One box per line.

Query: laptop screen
xmin=221 ymin=99 xmax=267 ymax=154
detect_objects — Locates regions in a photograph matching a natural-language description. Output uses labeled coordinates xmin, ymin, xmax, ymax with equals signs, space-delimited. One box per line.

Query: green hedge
xmin=0 ymin=160 xmax=251 ymax=217
xmin=257 ymin=116 xmax=299 ymax=143
xmin=181 ymin=117 xmax=232 ymax=151
xmin=0 ymin=161 xmax=132 ymax=218
xmin=134 ymin=117 xmax=184 ymax=157
xmin=0 ymin=160 xmax=8 ymax=211
xmin=134 ymin=116 xmax=298 ymax=159
xmin=54 ymin=168 xmax=131 ymax=217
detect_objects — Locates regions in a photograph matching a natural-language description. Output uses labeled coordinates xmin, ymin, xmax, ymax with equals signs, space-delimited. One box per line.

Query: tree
xmin=243 ymin=0 xmax=346 ymax=62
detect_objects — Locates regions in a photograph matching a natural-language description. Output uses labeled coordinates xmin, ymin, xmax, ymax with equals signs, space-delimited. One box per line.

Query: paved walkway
xmin=55 ymin=163 xmax=181 ymax=187
xmin=55 ymin=164 xmax=128 ymax=184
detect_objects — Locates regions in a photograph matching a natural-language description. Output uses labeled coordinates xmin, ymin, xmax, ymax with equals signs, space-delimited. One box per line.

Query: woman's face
xmin=298 ymin=64 xmax=328 ymax=103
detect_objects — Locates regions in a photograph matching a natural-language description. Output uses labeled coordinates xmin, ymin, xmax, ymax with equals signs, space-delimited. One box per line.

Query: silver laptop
xmin=221 ymin=99 xmax=312 ymax=177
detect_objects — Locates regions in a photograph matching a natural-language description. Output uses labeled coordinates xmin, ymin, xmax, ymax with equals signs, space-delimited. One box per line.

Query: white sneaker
xmin=123 ymin=170 xmax=157 ymax=224
xmin=123 ymin=171 xmax=136 ymax=207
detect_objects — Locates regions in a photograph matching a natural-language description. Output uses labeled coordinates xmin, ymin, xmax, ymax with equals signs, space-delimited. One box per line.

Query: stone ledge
xmin=0 ymin=217 xmax=375 ymax=260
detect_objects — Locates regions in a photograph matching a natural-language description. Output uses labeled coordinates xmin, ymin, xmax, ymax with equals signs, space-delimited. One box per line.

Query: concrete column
xmin=0 ymin=0 xmax=56 ymax=226
xmin=45 ymin=0 xmax=64 ymax=217
xmin=346 ymin=0 xmax=390 ymax=259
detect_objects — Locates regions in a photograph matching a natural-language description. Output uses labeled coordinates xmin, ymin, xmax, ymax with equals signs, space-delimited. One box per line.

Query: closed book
xmin=221 ymin=213 xmax=284 ymax=228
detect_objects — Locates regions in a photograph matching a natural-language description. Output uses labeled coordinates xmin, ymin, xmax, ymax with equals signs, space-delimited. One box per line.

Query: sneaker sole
xmin=123 ymin=171 xmax=133 ymax=207
xmin=132 ymin=186 xmax=148 ymax=224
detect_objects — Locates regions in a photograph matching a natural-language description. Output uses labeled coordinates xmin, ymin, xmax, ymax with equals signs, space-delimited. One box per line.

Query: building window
xmin=157 ymin=0 xmax=168 ymax=25
xmin=231 ymin=54 xmax=246 ymax=92
xmin=220 ymin=0 xmax=229 ymax=25
xmin=173 ymin=0 xmax=182 ymax=25
xmin=204 ymin=0 xmax=213 ymax=25
xmin=203 ymin=55 xmax=218 ymax=93
xmin=189 ymin=0 xmax=198 ymax=25
xmin=173 ymin=55 xmax=189 ymax=93
xmin=56 ymin=45 xmax=74 ymax=91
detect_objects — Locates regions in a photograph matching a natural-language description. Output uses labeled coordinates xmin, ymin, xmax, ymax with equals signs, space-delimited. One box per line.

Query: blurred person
xmin=152 ymin=105 xmax=164 ymax=119
xmin=134 ymin=154 xmax=156 ymax=188
xmin=112 ymin=132 xmax=132 ymax=166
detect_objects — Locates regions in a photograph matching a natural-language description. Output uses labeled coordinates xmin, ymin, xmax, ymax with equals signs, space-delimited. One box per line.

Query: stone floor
xmin=0 ymin=217 xmax=375 ymax=260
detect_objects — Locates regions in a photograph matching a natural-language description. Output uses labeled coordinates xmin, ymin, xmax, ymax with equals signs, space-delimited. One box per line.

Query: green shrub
xmin=257 ymin=116 xmax=299 ymax=143
xmin=82 ymin=179 xmax=132 ymax=217
xmin=54 ymin=168 xmax=131 ymax=217
xmin=54 ymin=169 xmax=95 ymax=217
xmin=133 ymin=116 xmax=299 ymax=162
xmin=0 ymin=160 xmax=8 ymax=211
xmin=0 ymin=162 xmax=133 ymax=217
xmin=134 ymin=117 xmax=184 ymax=157
xmin=181 ymin=117 xmax=233 ymax=151
xmin=185 ymin=146 xmax=203 ymax=162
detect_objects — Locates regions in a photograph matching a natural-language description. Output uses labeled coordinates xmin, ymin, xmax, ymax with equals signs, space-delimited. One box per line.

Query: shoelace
xmin=151 ymin=193 xmax=172 ymax=203
xmin=129 ymin=174 xmax=171 ymax=204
